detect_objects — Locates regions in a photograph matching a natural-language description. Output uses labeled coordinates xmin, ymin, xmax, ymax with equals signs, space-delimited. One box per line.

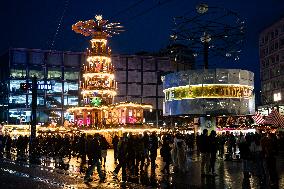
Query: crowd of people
xmin=0 ymin=129 xmax=283 ymax=186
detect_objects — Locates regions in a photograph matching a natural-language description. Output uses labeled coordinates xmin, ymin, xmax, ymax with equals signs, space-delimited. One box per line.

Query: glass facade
xmin=1 ymin=48 xmax=83 ymax=124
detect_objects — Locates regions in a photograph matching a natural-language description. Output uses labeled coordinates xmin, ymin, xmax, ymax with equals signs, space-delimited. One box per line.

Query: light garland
xmin=86 ymin=56 xmax=111 ymax=63
xmin=111 ymin=102 xmax=153 ymax=109
xmin=164 ymin=84 xmax=253 ymax=101
xmin=83 ymin=73 xmax=114 ymax=79
xmin=81 ymin=89 xmax=117 ymax=96
xmin=90 ymin=39 xmax=107 ymax=44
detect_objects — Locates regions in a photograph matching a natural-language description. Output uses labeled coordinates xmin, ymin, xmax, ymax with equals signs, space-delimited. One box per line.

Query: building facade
xmin=260 ymin=18 xmax=284 ymax=107
xmin=0 ymin=48 xmax=83 ymax=125
xmin=0 ymin=48 xmax=193 ymax=125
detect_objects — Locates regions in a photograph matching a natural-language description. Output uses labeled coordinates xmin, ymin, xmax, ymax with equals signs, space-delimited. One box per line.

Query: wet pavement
xmin=1 ymin=149 xmax=284 ymax=189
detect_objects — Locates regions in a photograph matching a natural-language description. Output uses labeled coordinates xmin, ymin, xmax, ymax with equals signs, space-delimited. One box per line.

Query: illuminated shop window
xmin=9 ymin=109 xmax=31 ymax=118
xmin=64 ymin=96 xmax=78 ymax=106
xmin=46 ymin=96 xmax=62 ymax=108
xmin=10 ymin=68 xmax=26 ymax=78
xmin=10 ymin=80 xmax=26 ymax=92
xmin=9 ymin=95 xmax=26 ymax=104
xmin=29 ymin=69 xmax=44 ymax=79
xmin=129 ymin=109 xmax=132 ymax=116
xmin=9 ymin=109 xmax=31 ymax=123
xmin=47 ymin=81 xmax=62 ymax=93
xmin=47 ymin=68 xmax=61 ymax=79
xmin=49 ymin=111 xmax=62 ymax=121
xmin=64 ymin=71 xmax=79 ymax=80
xmin=27 ymin=95 xmax=44 ymax=106
xmin=64 ymin=82 xmax=78 ymax=94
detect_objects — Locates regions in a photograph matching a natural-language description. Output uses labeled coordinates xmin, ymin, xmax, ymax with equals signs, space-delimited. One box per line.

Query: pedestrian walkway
xmin=1 ymin=149 xmax=284 ymax=188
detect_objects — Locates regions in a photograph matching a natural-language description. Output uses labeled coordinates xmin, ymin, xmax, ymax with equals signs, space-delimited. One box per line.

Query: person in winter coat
xmin=135 ymin=134 xmax=145 ymax=173
xmin=86 ymin=135 xmax=95 ymax=165
xmin=112 ymin=135 xmax=119 ymax=162
xmin=113 ymin=134 xmax=128 ymax=182
xmin=200 ymin=129 xmax=210 ymax=176
xmin=100 ymin=135 xmax=109 ymax=167
xmin=160 ymin=140 xmax=172 ymax=174
xmin=78 ymin=134 xmax=86 ymax=163
xmin=149 ymin=132 xmax=159 ymax=171
xmin=209 ymin=130 xmax=218 ymax=175
xmin=239 ymin=135 xmax=251 ymax=178
xmin=176 ymin=138 xmax=187 ymax=173
xmin=84 ymin=136 xmax=105 ymax=183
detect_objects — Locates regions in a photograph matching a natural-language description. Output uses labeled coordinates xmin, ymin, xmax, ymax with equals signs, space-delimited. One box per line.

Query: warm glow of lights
xmin=95 ymin=15 xmax=103 ymax=21
xmin=82 ymin=128 xmax=160 ymax=134
xmin=273 ymin=92 xmax=281 ymax=102
xmin=113 ymin=102 xmax=153 ymax=109
xmin=86 ymin=56 xmax=111 ymax=63
xmin=81 ymin=89 xmax=117 ymax=96
xmin=163 ymin=84 xmax=253 ymax=101
xmin=83 ymin=73 xmax=114 ymax=79
xmin=90 ymin=38 xmax=107 ymax=44
xmin=67 ymin=15 xmax=152 ymax=126
xmin=67 ymin=106 xmax=107 ymax=112
xmin=67 ymin=102 xmax=153 ymax=112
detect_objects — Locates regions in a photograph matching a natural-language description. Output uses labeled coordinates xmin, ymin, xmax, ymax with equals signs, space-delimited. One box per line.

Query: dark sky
xmin=1 ymin=0 xmax=284 ymax=90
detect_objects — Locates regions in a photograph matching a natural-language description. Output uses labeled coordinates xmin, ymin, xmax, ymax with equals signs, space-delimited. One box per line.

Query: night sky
xmin=1 ymin=0 xmax=284 ymax=91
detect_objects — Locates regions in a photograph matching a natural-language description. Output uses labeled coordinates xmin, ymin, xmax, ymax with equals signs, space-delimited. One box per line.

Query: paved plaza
xmin=0 ymin=149 xmax=283 ymax=189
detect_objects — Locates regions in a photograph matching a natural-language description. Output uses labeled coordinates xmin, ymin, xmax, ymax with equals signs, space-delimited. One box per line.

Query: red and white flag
xmin=252 ymin=112 xmax=265 ymax=124
xmin=264 ymin=109 xmax=284 ymax=127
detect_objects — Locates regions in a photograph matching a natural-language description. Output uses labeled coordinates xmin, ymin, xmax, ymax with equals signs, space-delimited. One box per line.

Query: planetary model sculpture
xmin=163 ymin=4 xmax=254 ymax=133
xmin=68 ymin=15 xmax=152 ymax=128
xmin=171 ymin=3 xmax=245 ymax=69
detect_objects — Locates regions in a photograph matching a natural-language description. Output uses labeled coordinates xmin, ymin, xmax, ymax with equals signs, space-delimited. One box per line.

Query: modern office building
xmin=259 ymin=17 xmax=284 ymax=114
xmin=0 ymin=48 xmax=194 ymax=125
xmin=0 ymin=48 xmax=83 ymax=124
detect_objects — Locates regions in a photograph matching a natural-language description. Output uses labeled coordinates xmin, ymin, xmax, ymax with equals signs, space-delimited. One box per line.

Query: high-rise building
xmin=0 ymin=48 xmax=83 ymax=124
xmin=259 ymin=18 xmax=284 ymax=108
xmin=112 ymin=55 xmax=178 ymax=124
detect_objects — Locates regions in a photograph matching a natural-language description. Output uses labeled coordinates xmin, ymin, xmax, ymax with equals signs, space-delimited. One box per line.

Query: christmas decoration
xmin=67 ymin=15 xmax=152 ymax=128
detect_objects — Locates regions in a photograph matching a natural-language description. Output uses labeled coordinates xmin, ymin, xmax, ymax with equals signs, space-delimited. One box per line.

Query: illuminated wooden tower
xmin=72 ymin=15 xmax=122 ymax=107
xmin=68 ymin=15 xmax=152 ymax=127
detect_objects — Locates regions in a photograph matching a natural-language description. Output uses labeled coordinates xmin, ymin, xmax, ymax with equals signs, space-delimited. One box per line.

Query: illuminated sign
xmin=38 ymin=84 xmax=52 ymax=90
xmin=164 ymin=84 xmax=253 ymax=101
xmin=20 ymin=81 xmax=53 ymax=90
xmin=37 ymin=81 xmax=53 ymax=90
xmin=273 ymin=92 xmax=281 ymax=102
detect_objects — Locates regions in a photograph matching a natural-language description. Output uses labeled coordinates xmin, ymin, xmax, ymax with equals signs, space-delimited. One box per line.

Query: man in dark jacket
xmin=149 ymin=132 xmax=159 ymax=171
xmin=112 ymin=135 xmax=119 ymax=162
xmin=160 ymin=140 xmax=172 ymax=174
xmin=209 ymin=130 xmax=217 ymax=175
xmin=200 ymin=129 xmax=210 ymax=176
xmin=84 ymin=136 xmax=105 ymax=183
xmin=113 ymin=134 xmax=128 ymax=182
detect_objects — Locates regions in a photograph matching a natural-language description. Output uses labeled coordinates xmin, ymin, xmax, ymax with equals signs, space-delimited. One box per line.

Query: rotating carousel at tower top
xmin=67 ymin=15 xmax=152 ymax=128
xmin=163 ymin=4 xmax=255 ymax=119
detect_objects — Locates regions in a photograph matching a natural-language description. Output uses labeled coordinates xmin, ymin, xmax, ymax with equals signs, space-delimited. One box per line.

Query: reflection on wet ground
xmin=2 ymin=150 xmax=284 ymax=189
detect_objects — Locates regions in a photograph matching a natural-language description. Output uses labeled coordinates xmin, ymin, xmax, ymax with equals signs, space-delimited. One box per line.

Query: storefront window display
xmin=47 ymin=67 xmax=62 ymax=79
